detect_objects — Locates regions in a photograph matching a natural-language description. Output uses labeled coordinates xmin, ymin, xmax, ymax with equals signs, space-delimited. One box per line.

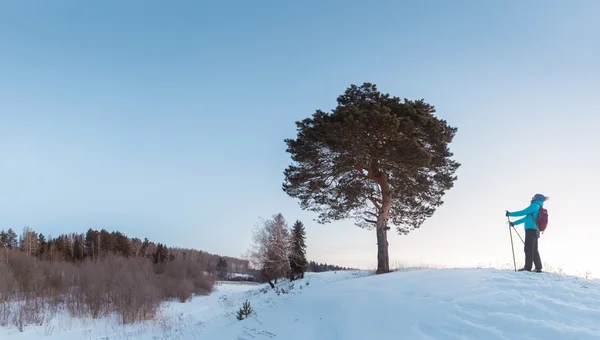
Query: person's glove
xmin=505 ymin=210 xmax=510 ymax=217
xmin=509 ymin=222 xmax=515 ymax=227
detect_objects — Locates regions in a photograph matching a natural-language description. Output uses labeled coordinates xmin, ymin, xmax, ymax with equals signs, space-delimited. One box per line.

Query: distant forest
xmin=0 ymin=226 xmax=250 ymax=274
xmin=307 ymin=261 xmax=354 ymax=272
xmin=0 ymin=226 xmax=353 ymax=279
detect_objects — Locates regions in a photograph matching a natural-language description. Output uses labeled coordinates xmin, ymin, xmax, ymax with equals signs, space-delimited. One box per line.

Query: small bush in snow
xmin=275 ymin=287 xmax=289 ymax=295
xmin=236 ymin=300 xmax=253 ymax=320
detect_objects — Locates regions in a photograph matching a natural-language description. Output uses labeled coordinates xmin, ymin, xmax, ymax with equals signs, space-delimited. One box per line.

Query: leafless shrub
xmin=11 ymin=300 xmax=44 ymax=332
xmin=0 ymin=262 xmax=17 ymax=326
xmin=157 ymin=259 xmax=214 ymax=302
xmin=41 ymin=261 xmax=75 ymax=299
xmin=193 ymin=275 xmax=214 ymax=296
xmin=7 ymin=251 xmax=43 ymax=294
xmin=44 ymin=323 xmax=55 ymax=336
xmin=11 ymin=303 xmax=24 ymax=332
xmin=77 ymin=258 xmax=112 ymax=318
xmin=156 ymin=276 xmax=194 ymax=303
xmin=92 ymin=256 xmax=161 ymax=324
xmin=0 ymin=248 xmax=216 ymax=330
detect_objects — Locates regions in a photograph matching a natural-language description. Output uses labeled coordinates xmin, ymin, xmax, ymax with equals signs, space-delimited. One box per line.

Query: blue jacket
xmin=508 ymin=199 xmax=544 ymax=230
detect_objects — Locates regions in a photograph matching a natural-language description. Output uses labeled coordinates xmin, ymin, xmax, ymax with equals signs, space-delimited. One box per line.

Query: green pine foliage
xmin=6 ymin=228 xmax=18 ymax=248
xmin=236 ymin=299 xmax=253 ymax=320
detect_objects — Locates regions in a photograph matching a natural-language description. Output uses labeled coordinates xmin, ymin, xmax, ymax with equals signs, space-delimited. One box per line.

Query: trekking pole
xmin=513 ymin=228 xmax=524 ymax=244
xmin=507 ymin=216 xmax=517 ymax=272
xmin=506 ymin=215 xmax=525 ymax=244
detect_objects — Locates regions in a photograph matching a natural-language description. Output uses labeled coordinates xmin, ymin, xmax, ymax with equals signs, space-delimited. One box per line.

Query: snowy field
xmin=3 ymin=268 xmax=600 ymax=339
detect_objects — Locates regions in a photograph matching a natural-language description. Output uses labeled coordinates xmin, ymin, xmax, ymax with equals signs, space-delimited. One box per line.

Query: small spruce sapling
xmin=236 ymin=300 xmax=253 ymax=320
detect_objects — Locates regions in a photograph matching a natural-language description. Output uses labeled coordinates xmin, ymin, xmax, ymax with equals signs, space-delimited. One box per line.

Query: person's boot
xmin=534 ymin=269 xmax=543 ymax=273
xmin=518 ymin=267 xmax=531 ymax=272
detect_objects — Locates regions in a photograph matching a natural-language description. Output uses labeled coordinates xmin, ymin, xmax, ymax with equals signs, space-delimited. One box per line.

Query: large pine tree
xmin=283 ymin=83 xmax=460 ymax=274
xmin=289 ymin=220 xmax=307 ymax=280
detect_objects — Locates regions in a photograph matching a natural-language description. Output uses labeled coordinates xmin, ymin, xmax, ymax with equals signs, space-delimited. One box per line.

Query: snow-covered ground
xmin=229 ymin=272 xmax=254 ymax=279
xmin=3 ymin=268 xmax=600 ymax=339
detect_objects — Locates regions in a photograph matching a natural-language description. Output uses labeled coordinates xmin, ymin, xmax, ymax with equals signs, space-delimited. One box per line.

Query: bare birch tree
xmin=249 ymin=214 xmax=291 ymax=288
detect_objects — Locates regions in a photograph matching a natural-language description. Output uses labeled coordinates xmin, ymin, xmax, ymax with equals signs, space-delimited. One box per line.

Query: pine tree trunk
xmin=375 ymin=227 xmax=389 ymax=274
xmin=375 ymin=172 xmax=391 ymax=274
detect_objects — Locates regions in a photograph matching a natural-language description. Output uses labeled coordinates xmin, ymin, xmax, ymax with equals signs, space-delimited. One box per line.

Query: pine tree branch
xmin=367 ymin=196 xmax=381 ymax=211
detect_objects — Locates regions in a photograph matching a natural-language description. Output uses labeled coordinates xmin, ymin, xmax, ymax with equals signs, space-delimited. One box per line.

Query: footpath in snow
xmin=3 ymin=268 xmax=600 ymax=339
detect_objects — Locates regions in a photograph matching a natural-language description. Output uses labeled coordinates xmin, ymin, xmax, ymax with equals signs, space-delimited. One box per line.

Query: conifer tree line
xmin=307 ymin=261 xmax=353 ymax=273
xmin=0 ymin=226 xmax=249 ymax=274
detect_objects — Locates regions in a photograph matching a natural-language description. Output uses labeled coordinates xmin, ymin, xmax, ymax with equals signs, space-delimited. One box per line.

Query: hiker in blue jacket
xmin=506 ymin=193 xmax=548 ymax=272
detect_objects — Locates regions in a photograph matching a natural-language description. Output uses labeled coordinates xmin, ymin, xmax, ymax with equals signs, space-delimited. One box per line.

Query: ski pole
xmin=506 ymin=215 xmax=525 ymax=244
xmin=507 ymin=216 xmax=517 ymax=272
xmin=513 ymin=228 xmax=524 ymax=244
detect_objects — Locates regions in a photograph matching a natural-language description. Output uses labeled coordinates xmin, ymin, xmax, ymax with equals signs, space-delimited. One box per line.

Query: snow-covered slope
xmin=200 ymin=269 xmax=600 ymax=339
xmin=3 ymin=268 xmax=600 ymax=339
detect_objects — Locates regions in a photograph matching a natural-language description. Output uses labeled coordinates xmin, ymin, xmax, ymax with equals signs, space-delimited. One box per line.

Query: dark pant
xmin=524 ymin=229 xmax=542 ymax=271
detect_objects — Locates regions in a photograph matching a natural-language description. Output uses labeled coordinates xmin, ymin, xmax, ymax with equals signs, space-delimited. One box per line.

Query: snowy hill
xmin=3 ymin=268 xmax=600 ymax=339
xmin=202 ymin=269 xmax=600 ymax=339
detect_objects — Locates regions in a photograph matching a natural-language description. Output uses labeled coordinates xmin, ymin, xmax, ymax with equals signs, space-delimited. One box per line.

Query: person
xmin=505 ymin=193 xmax=549 ymax=272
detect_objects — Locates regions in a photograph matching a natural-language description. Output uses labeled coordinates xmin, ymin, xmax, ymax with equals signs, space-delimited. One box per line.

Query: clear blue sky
xmin=1 ymin=1 xmax=599 ymax=275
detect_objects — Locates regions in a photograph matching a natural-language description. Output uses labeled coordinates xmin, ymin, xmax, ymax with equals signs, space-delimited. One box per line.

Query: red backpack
xmin=533 ymin=203 xmax=548 ymax=232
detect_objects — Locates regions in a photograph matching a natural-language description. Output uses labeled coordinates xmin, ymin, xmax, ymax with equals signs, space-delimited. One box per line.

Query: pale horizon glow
xmin=1 ymin=1 xmax=599 ymax=277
